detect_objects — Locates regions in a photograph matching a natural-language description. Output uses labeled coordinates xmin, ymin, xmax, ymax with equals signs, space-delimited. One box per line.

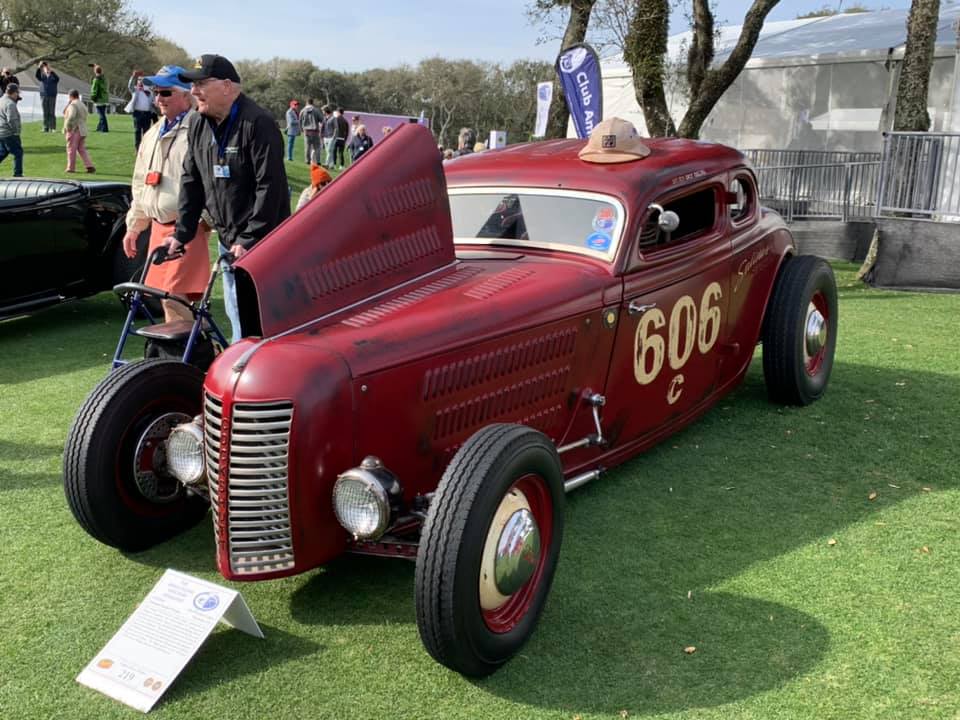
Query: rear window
xmin=449 ymin=189 xmax=625 ymax=260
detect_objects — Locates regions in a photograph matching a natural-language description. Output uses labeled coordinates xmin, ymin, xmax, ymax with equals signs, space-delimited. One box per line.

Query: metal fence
xmin=876 ymin=132 xmax=960 ymax=221
xmin=750 ymin=159 xmax=881 ymax=223
xmin=745 ymin=149 xmax=881 ymax=168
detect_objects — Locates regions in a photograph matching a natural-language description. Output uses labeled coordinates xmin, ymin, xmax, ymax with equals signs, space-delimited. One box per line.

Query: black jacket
xmin=176 ymin=94 xmax=290 ymax=250
xmin=335 ymin=114 xmax=349 ymax=141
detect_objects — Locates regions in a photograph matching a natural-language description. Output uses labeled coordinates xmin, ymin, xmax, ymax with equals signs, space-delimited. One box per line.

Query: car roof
xmin=444 ymin=138 xmax=749 ymax=203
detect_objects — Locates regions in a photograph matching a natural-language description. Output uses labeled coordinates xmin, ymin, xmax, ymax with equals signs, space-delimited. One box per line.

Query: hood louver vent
xmin=464 ymin=268 xmax=535 ymax=300
xmin=342 ymin=267 xmax=482 ymax=328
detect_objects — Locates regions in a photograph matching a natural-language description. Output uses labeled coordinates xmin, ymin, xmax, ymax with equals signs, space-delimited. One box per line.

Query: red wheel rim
xmin=805 ymin=290 xmax=829 ymax=376
xmin=481 ymin=473 xmax=553 ymax=634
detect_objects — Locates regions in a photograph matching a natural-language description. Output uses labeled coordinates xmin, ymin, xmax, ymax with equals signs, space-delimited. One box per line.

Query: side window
xmin=728 ymin=175 xmax=756 ymax=224
xmin=637 ymin=186 xmax=718 ymax=253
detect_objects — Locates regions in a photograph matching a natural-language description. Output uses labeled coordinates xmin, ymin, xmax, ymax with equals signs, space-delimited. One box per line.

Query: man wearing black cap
xmin=171 ymin=54 xmax=289 ymax=343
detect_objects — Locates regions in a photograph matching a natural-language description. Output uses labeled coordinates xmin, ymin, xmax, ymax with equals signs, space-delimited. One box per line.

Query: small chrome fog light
xmin=333 ymin=456 xmax=401 ymax=540
xmin=165 ymin=420 xmax=205 ymax=485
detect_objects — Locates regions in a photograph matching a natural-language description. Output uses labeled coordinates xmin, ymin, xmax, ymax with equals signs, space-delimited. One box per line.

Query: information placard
xmin=77 ymin=569 xmax=262 ymax=713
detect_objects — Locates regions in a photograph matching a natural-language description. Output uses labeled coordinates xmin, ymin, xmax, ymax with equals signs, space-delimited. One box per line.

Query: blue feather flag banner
xmin=555 ymin=43 xmax=603 ymax=139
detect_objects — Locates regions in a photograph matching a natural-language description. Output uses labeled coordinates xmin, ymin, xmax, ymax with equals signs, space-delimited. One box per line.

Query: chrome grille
xmin=203 ymin=392 xmax=295 ymax=575
xmin=227 ymin=401 xmax=295 ymax=575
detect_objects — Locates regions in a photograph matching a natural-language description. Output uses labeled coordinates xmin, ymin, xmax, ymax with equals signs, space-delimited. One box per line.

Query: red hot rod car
xmin=64 ymin=123 xmax=837 ymax=676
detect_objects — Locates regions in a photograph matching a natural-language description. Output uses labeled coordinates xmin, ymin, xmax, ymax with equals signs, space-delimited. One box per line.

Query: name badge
xmin=213 ymin=164 xmax=231 ymax=179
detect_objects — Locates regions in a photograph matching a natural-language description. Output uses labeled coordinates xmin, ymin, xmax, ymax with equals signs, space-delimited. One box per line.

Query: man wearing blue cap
xmin=171 ymin=54 xmax=289 ymax=343
xmin=122 ymin=66 xmax=211 ymax=324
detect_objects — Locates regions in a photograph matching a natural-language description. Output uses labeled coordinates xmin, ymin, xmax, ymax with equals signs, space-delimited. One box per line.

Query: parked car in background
xmin=0 ymin=179 xmax=147 ymax=319
xmin=65 ymin=124 xmax=838 ymax=677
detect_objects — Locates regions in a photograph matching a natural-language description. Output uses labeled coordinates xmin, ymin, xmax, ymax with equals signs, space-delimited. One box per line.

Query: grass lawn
xmin=1 ymin=128 xmax=959 ymax=719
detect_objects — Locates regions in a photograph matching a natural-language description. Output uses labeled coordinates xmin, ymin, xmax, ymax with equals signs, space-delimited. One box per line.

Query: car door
xmin=603 ymin=182 xmax=732 ymax=446
xmin=0 ymin=188 xmax=87 ymax=309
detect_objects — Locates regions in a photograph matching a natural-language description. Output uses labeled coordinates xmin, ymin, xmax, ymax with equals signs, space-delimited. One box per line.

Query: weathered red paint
xmin=204 ymin=123 xmax=796 ymax=581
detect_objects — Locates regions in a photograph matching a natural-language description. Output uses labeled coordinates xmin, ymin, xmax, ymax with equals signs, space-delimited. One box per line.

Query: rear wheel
xmin=762 ymin=255 xmax=838 ymax=405
xmin=415 ymin=424 xmax=565 ymax=676
xmin=63 ymin=359 xmax=209 ymax=551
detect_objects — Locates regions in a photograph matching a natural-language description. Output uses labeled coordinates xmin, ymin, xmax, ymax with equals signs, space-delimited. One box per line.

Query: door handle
xmin=627 ymin=301 xmax=657 ymax=316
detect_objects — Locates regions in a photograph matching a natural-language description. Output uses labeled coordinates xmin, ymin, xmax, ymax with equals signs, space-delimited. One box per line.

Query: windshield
xmin=448 ymin=188 xmax=624 ymax=261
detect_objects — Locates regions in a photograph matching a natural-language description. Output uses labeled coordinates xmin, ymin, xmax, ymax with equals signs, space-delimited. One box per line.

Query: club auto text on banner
xmin=555 ymin=43 xmax=602 ymax=139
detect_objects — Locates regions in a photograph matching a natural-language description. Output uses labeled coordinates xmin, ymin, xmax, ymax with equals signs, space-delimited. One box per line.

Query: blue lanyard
xmin=215 ymin=101 xmax=240 ymax=162
xmin=159 ymin=110 xmax=188 ymax=138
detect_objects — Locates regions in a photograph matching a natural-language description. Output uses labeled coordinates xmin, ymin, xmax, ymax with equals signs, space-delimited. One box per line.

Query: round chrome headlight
xmin=165 ymin=421 xmax=205 ymax=486
xmin=333 ymin=462 xmax=394 ymax=540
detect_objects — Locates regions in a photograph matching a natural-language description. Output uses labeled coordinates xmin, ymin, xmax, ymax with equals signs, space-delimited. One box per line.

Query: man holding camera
xmin=35 ymin=62 xmax=60 ymax=132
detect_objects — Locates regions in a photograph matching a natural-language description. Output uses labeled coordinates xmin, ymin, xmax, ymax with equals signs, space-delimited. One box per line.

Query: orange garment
xmin=144 ymin=221 xmax=210 ymax=298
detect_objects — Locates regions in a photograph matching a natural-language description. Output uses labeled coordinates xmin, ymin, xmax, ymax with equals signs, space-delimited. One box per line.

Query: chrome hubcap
xmin=805 ymin=302 xmax=827 ymax=359
xmin=494 ymin=509 xmax=540 ymax=596
xmin=479 ymin=488 xmax=540 ymax=611
xmin=132 ymin=412 xmax=190 ymax=503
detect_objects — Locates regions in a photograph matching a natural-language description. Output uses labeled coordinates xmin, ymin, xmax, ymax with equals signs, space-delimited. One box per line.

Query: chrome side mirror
xmin=658 ymin=210 xmax=679 ymax=233
xmin=648 ymin=203 xmax=680 ymax=233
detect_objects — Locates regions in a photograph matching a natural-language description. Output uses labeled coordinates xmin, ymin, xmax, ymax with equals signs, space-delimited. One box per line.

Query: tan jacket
xmin=63 ymin=100 xmax=88 ymax=136
xmin=126 ymin=110 xmax=208 ymax=232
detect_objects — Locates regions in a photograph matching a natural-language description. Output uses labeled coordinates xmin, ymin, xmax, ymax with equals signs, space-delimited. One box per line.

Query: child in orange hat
xmin=295 ymin=163 xmax=332 ymax=211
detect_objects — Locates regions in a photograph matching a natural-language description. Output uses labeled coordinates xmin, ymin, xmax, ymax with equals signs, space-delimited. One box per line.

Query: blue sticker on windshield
xmin=586 ymin=232 xmax=612 ymax=251
xmin=592 ymin=207 xmax=616 ymax=233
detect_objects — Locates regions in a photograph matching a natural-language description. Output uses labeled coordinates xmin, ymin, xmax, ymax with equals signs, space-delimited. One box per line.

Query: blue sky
xmin=132 ymin=0 xmax=913 ymax=72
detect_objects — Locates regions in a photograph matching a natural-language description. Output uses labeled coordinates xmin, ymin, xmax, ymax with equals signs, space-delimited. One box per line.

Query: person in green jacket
xmin=90 ymin=64 xmax=109 ymax=132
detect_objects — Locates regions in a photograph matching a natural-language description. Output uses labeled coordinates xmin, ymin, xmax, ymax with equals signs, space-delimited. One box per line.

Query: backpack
xmin=300 ymin=106 xmax=320 ymax=131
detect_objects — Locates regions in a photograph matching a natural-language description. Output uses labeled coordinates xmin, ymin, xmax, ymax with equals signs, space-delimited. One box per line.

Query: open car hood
xmin=235 ymin=123 xmax=455 ymax=338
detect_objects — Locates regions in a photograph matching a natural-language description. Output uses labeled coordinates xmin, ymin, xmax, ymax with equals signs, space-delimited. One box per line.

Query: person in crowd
xmin=127 ymin=71 xmax=155 ymax=150
xmin=90 ymin=64 xmax=110 ymax=132
xmin=473 ymin=141 xmax=486 ymax=153
xmin=171 ymin=54 xmax=289 ymax=343
xmin=62 ymin=89 xmax=95 ymax=174
xmin=296 ymin=163 xmax=332 ymax=211
xmin=0 ymin=83 xmax=24 ymax=177
xmin=284 ymin=99 xmax=301 ymax=161
xmin=0 ymin=68 xmax=20 ymax=95
xmin=347 ymin=123 xmax=373 ymax=161
xmin=455 ymin=127 xmax=476 ymax=157
xmin=442 ymin=148 xmax=454 ymax=161
xmin=35 ymin=62 xmax=60 ymax=132
xmin=333 ymin=106 xmax=349 ymax=169
xmin=350 ymin=114 xmax=361 ymax=140
xmin=382 ymin=125 xmax=393 ymax=137
xmin=123 ymin=65 xmax=210 ymax=324
xmin=321 ymin=105 xmax=337 ymax=168
xmin=299 ymin=98 xmax=322 ymax=164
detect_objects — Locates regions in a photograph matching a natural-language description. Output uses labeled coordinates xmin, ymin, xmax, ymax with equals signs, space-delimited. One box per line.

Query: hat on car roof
xmin=178 ymin=54 xmax=241 ymax=84
xmin=142 ymin=65 xmax=192 ymax=91
xmin=578 ymin=117 xmax=650 ymax=164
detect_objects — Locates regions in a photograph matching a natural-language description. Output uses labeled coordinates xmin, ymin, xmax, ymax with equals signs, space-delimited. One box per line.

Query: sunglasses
xmin=157 ymin=90 xmax=174 ymax=97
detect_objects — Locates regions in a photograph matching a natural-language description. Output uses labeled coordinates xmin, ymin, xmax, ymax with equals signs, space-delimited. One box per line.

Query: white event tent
xmin=591 ymin=7 xmax=960 ymax=151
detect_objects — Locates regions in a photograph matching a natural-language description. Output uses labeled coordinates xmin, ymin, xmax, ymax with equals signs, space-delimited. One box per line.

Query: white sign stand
xmin=77 ymin=569 xmax=263 ymax=713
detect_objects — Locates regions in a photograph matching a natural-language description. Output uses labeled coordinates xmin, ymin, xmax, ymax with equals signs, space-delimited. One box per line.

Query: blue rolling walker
xmin=111 ymin=246 xmax=231 ymax=371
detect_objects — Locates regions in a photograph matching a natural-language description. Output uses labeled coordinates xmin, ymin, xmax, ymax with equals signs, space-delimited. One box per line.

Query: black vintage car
xmin=0 ymin=179 xmax=149 ymax=319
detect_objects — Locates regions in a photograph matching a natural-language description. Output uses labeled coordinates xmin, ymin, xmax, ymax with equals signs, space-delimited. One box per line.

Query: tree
xmin=894 ymin=0 xmax=941 ymax=131
xmin=0 ymin=0 xmax=151 ymax=74
xmin=624 ymin=0 xmax=780 ymax=138
xmin=527 ymin=0 xmax=599 ymax=138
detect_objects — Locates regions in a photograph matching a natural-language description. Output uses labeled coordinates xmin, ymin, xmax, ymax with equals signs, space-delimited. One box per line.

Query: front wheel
xmin=63 ymin=359 xmax=209 ymax=551
xmin=415 ymin=424 xmax=565 ymax=676
xmin=762 ymin=255 xmax=838 ymax=405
